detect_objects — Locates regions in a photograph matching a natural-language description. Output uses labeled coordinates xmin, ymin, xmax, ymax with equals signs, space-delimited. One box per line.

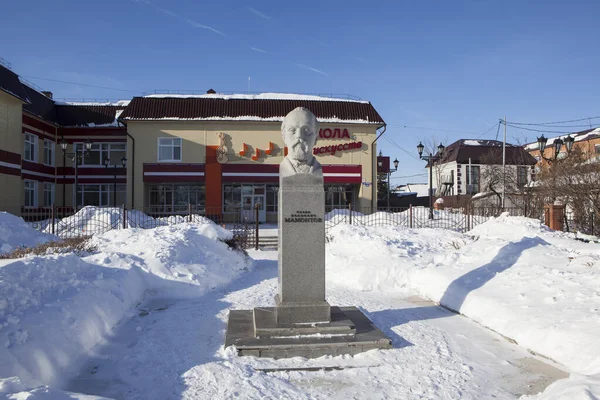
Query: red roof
xmin=119 ymin=96 xmax=385 ymax=125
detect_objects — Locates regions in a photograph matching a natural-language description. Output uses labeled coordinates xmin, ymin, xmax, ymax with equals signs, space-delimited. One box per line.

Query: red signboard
xmin=377 ymin=155 xmax=390 ymax=174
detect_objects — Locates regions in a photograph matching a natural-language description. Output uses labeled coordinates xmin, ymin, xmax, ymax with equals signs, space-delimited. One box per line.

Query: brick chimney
xmin=41 ymin=91 xmax=53 ymax=99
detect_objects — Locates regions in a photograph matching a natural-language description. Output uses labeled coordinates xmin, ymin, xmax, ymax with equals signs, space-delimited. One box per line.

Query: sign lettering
xmin=318 ymin=128 xmax=350 ymax=139
xmin=284 ymin=210 xmax=323 ymax=223
xmin=313 ymin=141 xmax=363 ymax=156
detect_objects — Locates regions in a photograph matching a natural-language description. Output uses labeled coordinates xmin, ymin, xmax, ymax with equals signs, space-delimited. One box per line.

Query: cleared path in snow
xmin=65 ymin=251 xmax=567 ymax=400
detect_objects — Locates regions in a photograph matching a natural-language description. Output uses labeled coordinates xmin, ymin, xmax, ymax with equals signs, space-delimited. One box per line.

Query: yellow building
xmin=120 ymin=93 xmax=386 ymax=222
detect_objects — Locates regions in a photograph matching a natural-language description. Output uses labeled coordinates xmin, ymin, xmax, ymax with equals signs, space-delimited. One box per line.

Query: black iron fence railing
xmin=11 ymin=203 xmax=577 ymax=250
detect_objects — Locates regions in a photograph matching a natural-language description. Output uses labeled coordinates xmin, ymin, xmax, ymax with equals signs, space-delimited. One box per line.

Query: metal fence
xmin=564 ymin=208 xmax=599 ymax=237
xmin=325 ymin=205 xmax=543 ymax=233
xmin=15 ymin=203 xmax=549 ymax=250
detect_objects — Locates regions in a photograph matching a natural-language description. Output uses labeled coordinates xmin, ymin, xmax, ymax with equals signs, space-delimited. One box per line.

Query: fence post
xmin=409 ymin=204 xmax=413 ymax=229
xmin=255 ymin=203 xmax=259 ymax=250
xmin=188 ymin=203 xmax=192 ymax=223
xmin=349 ymin=202 xmax=352 ymax=225
xmin=122 ymin=204 xmax=127 ymax=229
xmin=51 ymin=204 xmax=55 ymax=235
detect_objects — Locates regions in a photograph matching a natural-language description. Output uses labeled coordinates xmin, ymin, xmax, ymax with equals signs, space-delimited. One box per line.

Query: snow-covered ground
xmin=0 ymin=212 xmax=56 ymax=254
xmin=1 ymin=213 xmax=599 ymax=399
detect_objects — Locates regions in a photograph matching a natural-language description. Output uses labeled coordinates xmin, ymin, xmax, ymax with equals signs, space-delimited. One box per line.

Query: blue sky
xmin=2 ymin=0 xmax=599 ymax=184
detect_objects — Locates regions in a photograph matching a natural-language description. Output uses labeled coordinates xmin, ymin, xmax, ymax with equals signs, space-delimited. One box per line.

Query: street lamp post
xmin=104 ymin=156 xmax=127 ymax=206
xmin=537 ymin=134 xmax=575 ymax=163
xmin=60 ymin=137 xmax=93 ymax=211
xmin=417 ymin=142 xmax=445 ymax=220
xmin=377 ymin=151 xmax=399 ymax=210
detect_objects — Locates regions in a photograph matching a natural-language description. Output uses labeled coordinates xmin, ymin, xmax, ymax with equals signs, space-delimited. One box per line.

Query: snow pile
xmin=40 ymin=206 xmax=217 ymax=238
xmin=523 ymin=373 xmax=600 ymax=400
xmin=0 ymin=212 xmax=56 ymax=254
xmin=326 ymin=207 xmax=482 ymax=232
xmin=326 ymin=214 xmax=600 ymax=377
xmin=0 ymin=222 xmax=248 ymax=391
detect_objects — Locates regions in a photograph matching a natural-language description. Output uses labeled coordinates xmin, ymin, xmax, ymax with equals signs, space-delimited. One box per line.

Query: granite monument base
xmin=225 ymin=306 xmax=392 ymax=359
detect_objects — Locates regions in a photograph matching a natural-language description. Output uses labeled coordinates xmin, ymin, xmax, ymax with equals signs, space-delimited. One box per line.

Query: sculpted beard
xmin=290 ymin=139 xmax=310 ymax=161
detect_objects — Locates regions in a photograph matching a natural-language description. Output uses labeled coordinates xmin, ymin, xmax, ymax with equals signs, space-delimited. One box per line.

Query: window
xmin=466 ymin=166 xmax=480 ymax=194
xmin=222 ymin=184 xmax=278 ymax=213
xmin=77 ymin=184 xmax=127 ymax=207
xmin=24 ymin=180 xmax=38 ymax=207
xmin=517 ymin=166 xmax=528 ymax=187
xmin=43 ymin=140 xmax=55 ymax=166
xmin=74 ymin=143 xmax=127 ymax=166
xmin=43 ymin=182 xmax=55 ymax=206
xmin=266 ymin=184 xmax=278 ymax=212
xmin=148 ymin=183 xmax=205 ymax=213
xmin=595 ymin=145 xmax=600 ymax=154
xmin=325 ymin=184 xmax=355 ymax=213
xmin=158 ymin=138 xmax=182 ymax=162
xmin=24 ymin=133 xmax=37 ymax=162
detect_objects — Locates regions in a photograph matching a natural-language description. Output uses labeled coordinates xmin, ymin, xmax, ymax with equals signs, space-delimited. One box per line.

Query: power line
xmin=382 ymin=135 xmax=420 ymax=160
xmin=390 ymin=173 xmax=428 ymax=180
xmin=495 ymin=121 xmax=501 ymax=141
xmin=22 ymin=76 xmax=142 ymax=94
xmin=505 ymin=123 xmax=575 ymax=134
xmin=386 ymin=124 xmax=481 ymax=136
xmin=508 ymin=115 xmax=600 ymax=126
xmin=471 ymin=122 xmax=499 ymax=139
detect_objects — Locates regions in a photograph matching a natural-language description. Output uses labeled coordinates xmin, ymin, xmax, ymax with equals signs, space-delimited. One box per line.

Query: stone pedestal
xmin=275 ymin=173 xmax=330 ymax=324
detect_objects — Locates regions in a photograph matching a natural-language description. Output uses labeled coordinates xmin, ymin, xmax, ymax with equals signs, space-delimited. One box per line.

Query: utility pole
xmin=501 ymin=116 xmax=506 ymax=210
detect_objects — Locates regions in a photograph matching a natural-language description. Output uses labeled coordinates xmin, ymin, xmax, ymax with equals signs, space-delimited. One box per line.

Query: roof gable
xmin=432 ymin=139 xmax=537 ymax=166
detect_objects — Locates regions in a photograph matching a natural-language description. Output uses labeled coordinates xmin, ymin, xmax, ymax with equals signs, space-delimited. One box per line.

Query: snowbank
xmin=0 ymin=222 xmax=248 ymax=390
xmin=523 ymin=373 xmax=600 ymax=399
xmin=39 ymin=206 xmax=217 ymax=238
xmin=326 ymin=214 xmax=600 ymax=376
xmin=0 ymin=212 xmax=56 ymax=254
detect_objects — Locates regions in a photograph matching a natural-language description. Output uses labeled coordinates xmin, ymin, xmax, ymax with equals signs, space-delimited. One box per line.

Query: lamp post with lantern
xmin=60 ymin=137 xmax=93 ymax=210
xmin=377 ymin=151 xmax=399 ymax=210
xmin=537 ymin=134 xmax=575 ymax=163
xmin=417 ymin=142 xmax=445 ymax=220
xmin=103 ymin=156 xmax=127 ymax=207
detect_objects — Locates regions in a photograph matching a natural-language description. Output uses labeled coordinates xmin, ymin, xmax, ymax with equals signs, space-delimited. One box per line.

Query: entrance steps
xmin=249 ymin=235 xmax=278 ymax=250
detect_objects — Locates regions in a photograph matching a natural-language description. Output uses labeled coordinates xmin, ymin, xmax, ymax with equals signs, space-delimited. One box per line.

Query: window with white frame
xmin=517 ymin=166 xmax=528 ymax=187
xmin=595 ymin=144 xmax=600 ymax=154
xmin=43 ymin=182 xmax=55 ymax=207
xmin=24 ymin=133 xmax=38 ymax=162
xmin=24 ymin=180 xmax=38 ymax=207
xmin=74 ymin=142 xmax=127 ymax=166
xmin=43 ymin=140 xmax=55 ymax=166
xmin=158 ymin=138 xmax=182 ymax=162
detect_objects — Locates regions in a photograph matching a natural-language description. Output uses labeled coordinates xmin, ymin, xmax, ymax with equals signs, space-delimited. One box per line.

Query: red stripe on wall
xmin=0 ymin=165 xmax=21 ymax=177
xmin=22 ymin=173 xmax=55 ymax=183
xmin=143 ymin=163 xmax=205 ymax=173
xmin=143 ymin=175 xmax=204 ymax=183
xmin=322 ymin=165 xmax=361 ymax=174
xmin=62 ymin=127 xmax=126 ymax=137
xmin=0 ymin=149 xmax=21 ymax=165
xmin=21 ymin=160 xmax=55 ymax=175
xmin=221 ymin=164 xmax=278 ymax=173
xmin=22 ymin=114 xmax=57 ymax=135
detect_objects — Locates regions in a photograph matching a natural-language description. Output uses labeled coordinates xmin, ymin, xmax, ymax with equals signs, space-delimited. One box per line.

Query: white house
xmin=426 ymin=139 xmax=537 ymax=203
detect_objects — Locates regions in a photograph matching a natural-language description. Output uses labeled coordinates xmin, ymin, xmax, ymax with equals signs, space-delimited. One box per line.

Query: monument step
xmin=225 ymin=306 xmax=392 ymax=359
xmin=253 ymin=306 xmax=356 ymax=337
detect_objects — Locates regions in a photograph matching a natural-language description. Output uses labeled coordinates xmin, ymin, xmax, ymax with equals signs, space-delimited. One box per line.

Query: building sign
xmin=284 ymin=210 xmax=323 ymax=223
xmin=319 ymin=128 xmax=351 ymax=139
xmin=313 ymin=141 xmax=363 ymax=156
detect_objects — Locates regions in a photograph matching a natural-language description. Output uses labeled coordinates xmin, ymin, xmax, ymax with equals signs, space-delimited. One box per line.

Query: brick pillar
xmin=544 ymin=203 xmax=565 ymax=231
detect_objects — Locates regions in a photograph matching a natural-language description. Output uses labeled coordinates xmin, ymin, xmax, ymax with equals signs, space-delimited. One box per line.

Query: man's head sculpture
xmin=280 ymin=107 xmax=322 ymax=177
xmin=281 ymin=107 xmax=318 ymax=163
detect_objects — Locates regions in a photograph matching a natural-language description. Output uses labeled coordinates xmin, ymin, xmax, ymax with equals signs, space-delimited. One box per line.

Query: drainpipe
xmin=371 ymin=123 xmax=387 ymax=210
xmin=117 ymin=118 xmax=134 ymax=209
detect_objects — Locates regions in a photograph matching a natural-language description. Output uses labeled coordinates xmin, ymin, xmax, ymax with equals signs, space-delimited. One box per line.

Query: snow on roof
xmin=524 ymin=128 xmax=600 ymax=151
xmin=131 ymin=116 xmax=379 ymax=124
xmin=463 ymin=140 xmax=482 ymax=146
xmin=56 ymin=100 xmax=131 ymax=107
xmin=143 ymin=92 xmax=369 ymax=104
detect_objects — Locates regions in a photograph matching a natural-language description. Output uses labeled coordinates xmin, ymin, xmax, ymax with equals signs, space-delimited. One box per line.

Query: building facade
xmin=426 ymin=139 xmax=537 ymax=207
xmin=0 ymin=62 xmax=386 ymax=222
xmin=120 ymin=94 xmax=385 ymax=222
